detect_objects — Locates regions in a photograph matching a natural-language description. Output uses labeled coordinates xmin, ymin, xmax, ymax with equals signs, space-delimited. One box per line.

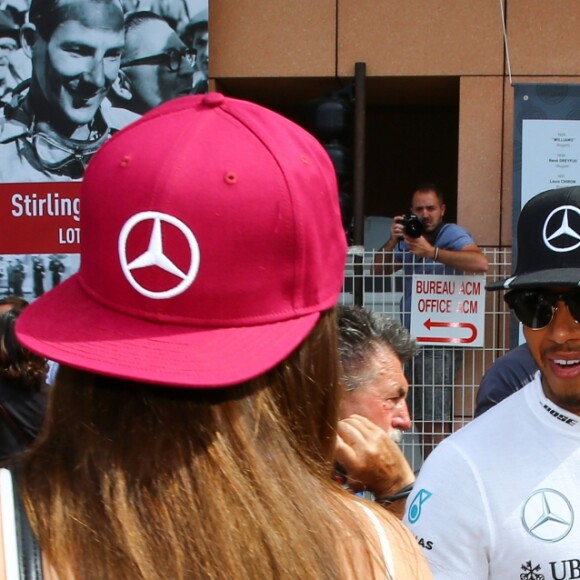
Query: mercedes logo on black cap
xmin=542 ymin=205 xmax=580 ymax=252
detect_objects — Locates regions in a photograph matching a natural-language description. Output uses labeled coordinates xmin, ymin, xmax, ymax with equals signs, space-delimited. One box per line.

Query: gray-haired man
xmin=335 ymin=304 xmax=417 ymax=518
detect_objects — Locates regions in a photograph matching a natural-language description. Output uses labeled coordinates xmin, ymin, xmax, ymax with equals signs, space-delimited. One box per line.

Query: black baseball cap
xmin=487 ymin=186 xmax=580 ymax=291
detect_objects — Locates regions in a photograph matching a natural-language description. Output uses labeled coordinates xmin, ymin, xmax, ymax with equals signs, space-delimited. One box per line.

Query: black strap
xmin=431 ymin=222 xmax=448 ymax=246
xmin=1 ymin=469 xmax=44 ymax=580
xmin=375 ymin=483 xmax=415 ymax=507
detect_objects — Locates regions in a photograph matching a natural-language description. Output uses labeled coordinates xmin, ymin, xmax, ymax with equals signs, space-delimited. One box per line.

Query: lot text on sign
xmin=410 ymin=274 xmax=486 ymax=347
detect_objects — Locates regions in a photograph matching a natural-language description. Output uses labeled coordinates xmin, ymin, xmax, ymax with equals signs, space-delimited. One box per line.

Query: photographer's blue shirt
xmin=393 ymin=223 xmax=475 ymax=328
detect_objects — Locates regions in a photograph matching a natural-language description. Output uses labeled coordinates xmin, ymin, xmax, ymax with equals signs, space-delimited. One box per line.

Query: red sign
xmin=0 ymin=182 xmax=81 ymax=254
xmin=416 ymin=319 xmax=478 ymax=344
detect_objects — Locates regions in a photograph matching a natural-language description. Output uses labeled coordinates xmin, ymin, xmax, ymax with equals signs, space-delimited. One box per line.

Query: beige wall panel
xmin=508 ymin=1 xmax=580 ymax=75
xmin=500 ymin=77 xmax=514 ymax=247
xmin=337 ymin=0 xmax=504 ymax=76
xmin=500 ymin=76 xmax=580 ymax=246
xmin=457 ymin=77 xmax=504 ymax=246
xmin=211 ymin=0 xmax=337 ymax=78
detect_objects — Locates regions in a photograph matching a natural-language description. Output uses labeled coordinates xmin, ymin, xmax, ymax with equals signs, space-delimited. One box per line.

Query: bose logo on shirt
xmin=542 ymin=403 xmax=578 ymax=426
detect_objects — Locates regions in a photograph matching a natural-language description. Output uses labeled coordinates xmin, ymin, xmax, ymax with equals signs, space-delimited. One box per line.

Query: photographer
xmin=373 ymin=183 xmax=488 ymax=458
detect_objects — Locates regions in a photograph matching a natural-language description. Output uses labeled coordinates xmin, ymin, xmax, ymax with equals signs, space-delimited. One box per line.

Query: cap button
xmin=202 ymin=92 xmax=225 ymax=108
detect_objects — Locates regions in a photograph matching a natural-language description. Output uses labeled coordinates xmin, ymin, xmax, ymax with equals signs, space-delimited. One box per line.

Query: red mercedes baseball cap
xmin=16 ymin=93 xmax=347 ymax=387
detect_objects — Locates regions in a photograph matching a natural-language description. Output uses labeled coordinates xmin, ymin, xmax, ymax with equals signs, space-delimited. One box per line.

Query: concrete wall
xmin=211 ymin=0 xmax=580 ymax=247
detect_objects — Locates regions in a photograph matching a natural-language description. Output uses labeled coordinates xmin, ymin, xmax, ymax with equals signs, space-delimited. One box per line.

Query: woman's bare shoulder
xmin=338 ymin=496 xmax=433 ymax=580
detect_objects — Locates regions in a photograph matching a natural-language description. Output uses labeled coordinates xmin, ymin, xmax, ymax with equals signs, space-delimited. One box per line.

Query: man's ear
xmin=111 ymin=70 xmax=134 ymax=102
xmin=440 ymin=203 xmax=446 ymax=217
xmin=19 ymin=23 xmax=37 ymax=58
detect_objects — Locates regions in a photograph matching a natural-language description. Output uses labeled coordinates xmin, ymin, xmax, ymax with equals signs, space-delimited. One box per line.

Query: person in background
xmin=373 ymin=182 xmax=489 ymax=458
xmin=149 ymin=0 xmax=189 ymax=31
xmin=0 ymin=0 xmax=28 ymax=28
xmin=0 ymin=298 xmax=47 ymax=465
xmin=0 ymin=296 xmax=59 ymax=386
xmin=0 ymin=295 xmax=27 ymax=313
xmin=110 ymin=10 xmax=194 ymax=114
xmin=405 ymin=186 xmax=580 ymax=578
xmin=32 ymin=256 xmax=45 ymax=298
xmin=48 ymin=256 xmax=64 ymax=288
xmin=338 ymin=304 xmax=416 ymax=441
xmin=0 ymin=10 xmax=22 ymax=106
xmin=335 ymin=304 xmax=417 ymax=518
xmin=474 ymin=343 xmax=537 ymax=417
xmin=10 ymin=258 xmax=24 ymax=296
xmin=15 ymin=94 xmax=432 ymax=579
xmin=179 ymin=7 xmax=207 ymax=94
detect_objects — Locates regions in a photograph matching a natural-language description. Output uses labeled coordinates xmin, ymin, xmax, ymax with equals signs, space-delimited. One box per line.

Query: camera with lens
xmin=396 ymin=214 xmax=424 ymax=238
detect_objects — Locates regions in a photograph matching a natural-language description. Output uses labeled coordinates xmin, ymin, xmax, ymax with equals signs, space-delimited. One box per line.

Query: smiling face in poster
xmin=24 ymin=0 xmax=125 ymax=138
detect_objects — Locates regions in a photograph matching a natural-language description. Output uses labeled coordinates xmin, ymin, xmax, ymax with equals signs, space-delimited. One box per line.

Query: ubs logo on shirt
xmin=520 ymin=560 xmax=545 ymax=580
xmin=521 ymin=559 xmax=580 ymax=580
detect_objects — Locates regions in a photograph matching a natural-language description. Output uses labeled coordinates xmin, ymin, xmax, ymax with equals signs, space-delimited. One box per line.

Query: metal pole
xmin=353 ymin=62 xmax=366 ymax=306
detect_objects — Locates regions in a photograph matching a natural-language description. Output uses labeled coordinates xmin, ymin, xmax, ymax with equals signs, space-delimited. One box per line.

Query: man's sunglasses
xmin=122 ymin=48 xmax=195 ymax=72
xmin=504 ymin=289 xmax=580 ymax=330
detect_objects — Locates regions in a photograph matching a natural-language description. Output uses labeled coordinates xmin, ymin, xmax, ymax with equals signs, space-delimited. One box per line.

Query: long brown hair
xmin=22 ymin=309 xmax=402 ymax=579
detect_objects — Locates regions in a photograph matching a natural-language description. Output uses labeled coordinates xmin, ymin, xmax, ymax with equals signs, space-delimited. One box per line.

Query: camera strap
xmin=429 ymin=222 xmax=446 ymax=245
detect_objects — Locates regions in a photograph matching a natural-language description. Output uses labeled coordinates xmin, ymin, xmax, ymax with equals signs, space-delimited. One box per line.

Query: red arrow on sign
xmin=416 ymin=319 xmax=478 ymax=344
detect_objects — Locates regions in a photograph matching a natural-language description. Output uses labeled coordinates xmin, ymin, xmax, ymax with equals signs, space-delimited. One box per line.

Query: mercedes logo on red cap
xmin=543 ymin=205 xmax=580 ymax=252
xmin=118 ymin=211 xmax=200 ymax=299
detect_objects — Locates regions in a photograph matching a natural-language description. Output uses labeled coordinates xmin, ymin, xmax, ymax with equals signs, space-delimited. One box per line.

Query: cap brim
xmin=16 ymin=276 xmax=320 ymax=388
xmin=486 ymin=268 xmax=580 ymax=291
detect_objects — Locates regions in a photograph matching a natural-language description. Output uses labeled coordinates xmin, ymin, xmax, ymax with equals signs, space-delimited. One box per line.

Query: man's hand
xmin=335 ymin=414 xmax=414 ymax=498
xmin=404 ymin=234 xmax=434 ymax=259
xmin=372 ymin=216 xmax=404 ymax=275
xmin=390 ymin=215 xmax=405 ymax=243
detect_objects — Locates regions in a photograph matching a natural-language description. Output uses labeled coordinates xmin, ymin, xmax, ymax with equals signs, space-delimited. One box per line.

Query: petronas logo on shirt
xmin=407 ymin=488 xmax=432 ymax=524
xmin=520 ymin=561 xmax=545 ymax=580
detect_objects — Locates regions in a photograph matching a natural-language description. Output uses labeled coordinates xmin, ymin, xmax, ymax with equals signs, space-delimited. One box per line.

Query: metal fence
xmin=340 ymin=246 xmax=513 ymax=471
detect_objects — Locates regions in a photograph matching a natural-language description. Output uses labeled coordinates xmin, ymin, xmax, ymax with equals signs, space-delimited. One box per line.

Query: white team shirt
xmin=404 ymin=372 xmax=580 ymax=580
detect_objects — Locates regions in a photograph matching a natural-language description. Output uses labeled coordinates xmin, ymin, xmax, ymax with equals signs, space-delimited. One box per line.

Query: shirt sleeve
xmin=437 ymin=224 xmax=476 ymax=251
xmin=403 ymin=439 xmax=492 ymax=580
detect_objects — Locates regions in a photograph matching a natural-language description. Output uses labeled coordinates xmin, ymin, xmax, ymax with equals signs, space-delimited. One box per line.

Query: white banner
xmin=410 ymin=274 xmax=486 ymax=347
